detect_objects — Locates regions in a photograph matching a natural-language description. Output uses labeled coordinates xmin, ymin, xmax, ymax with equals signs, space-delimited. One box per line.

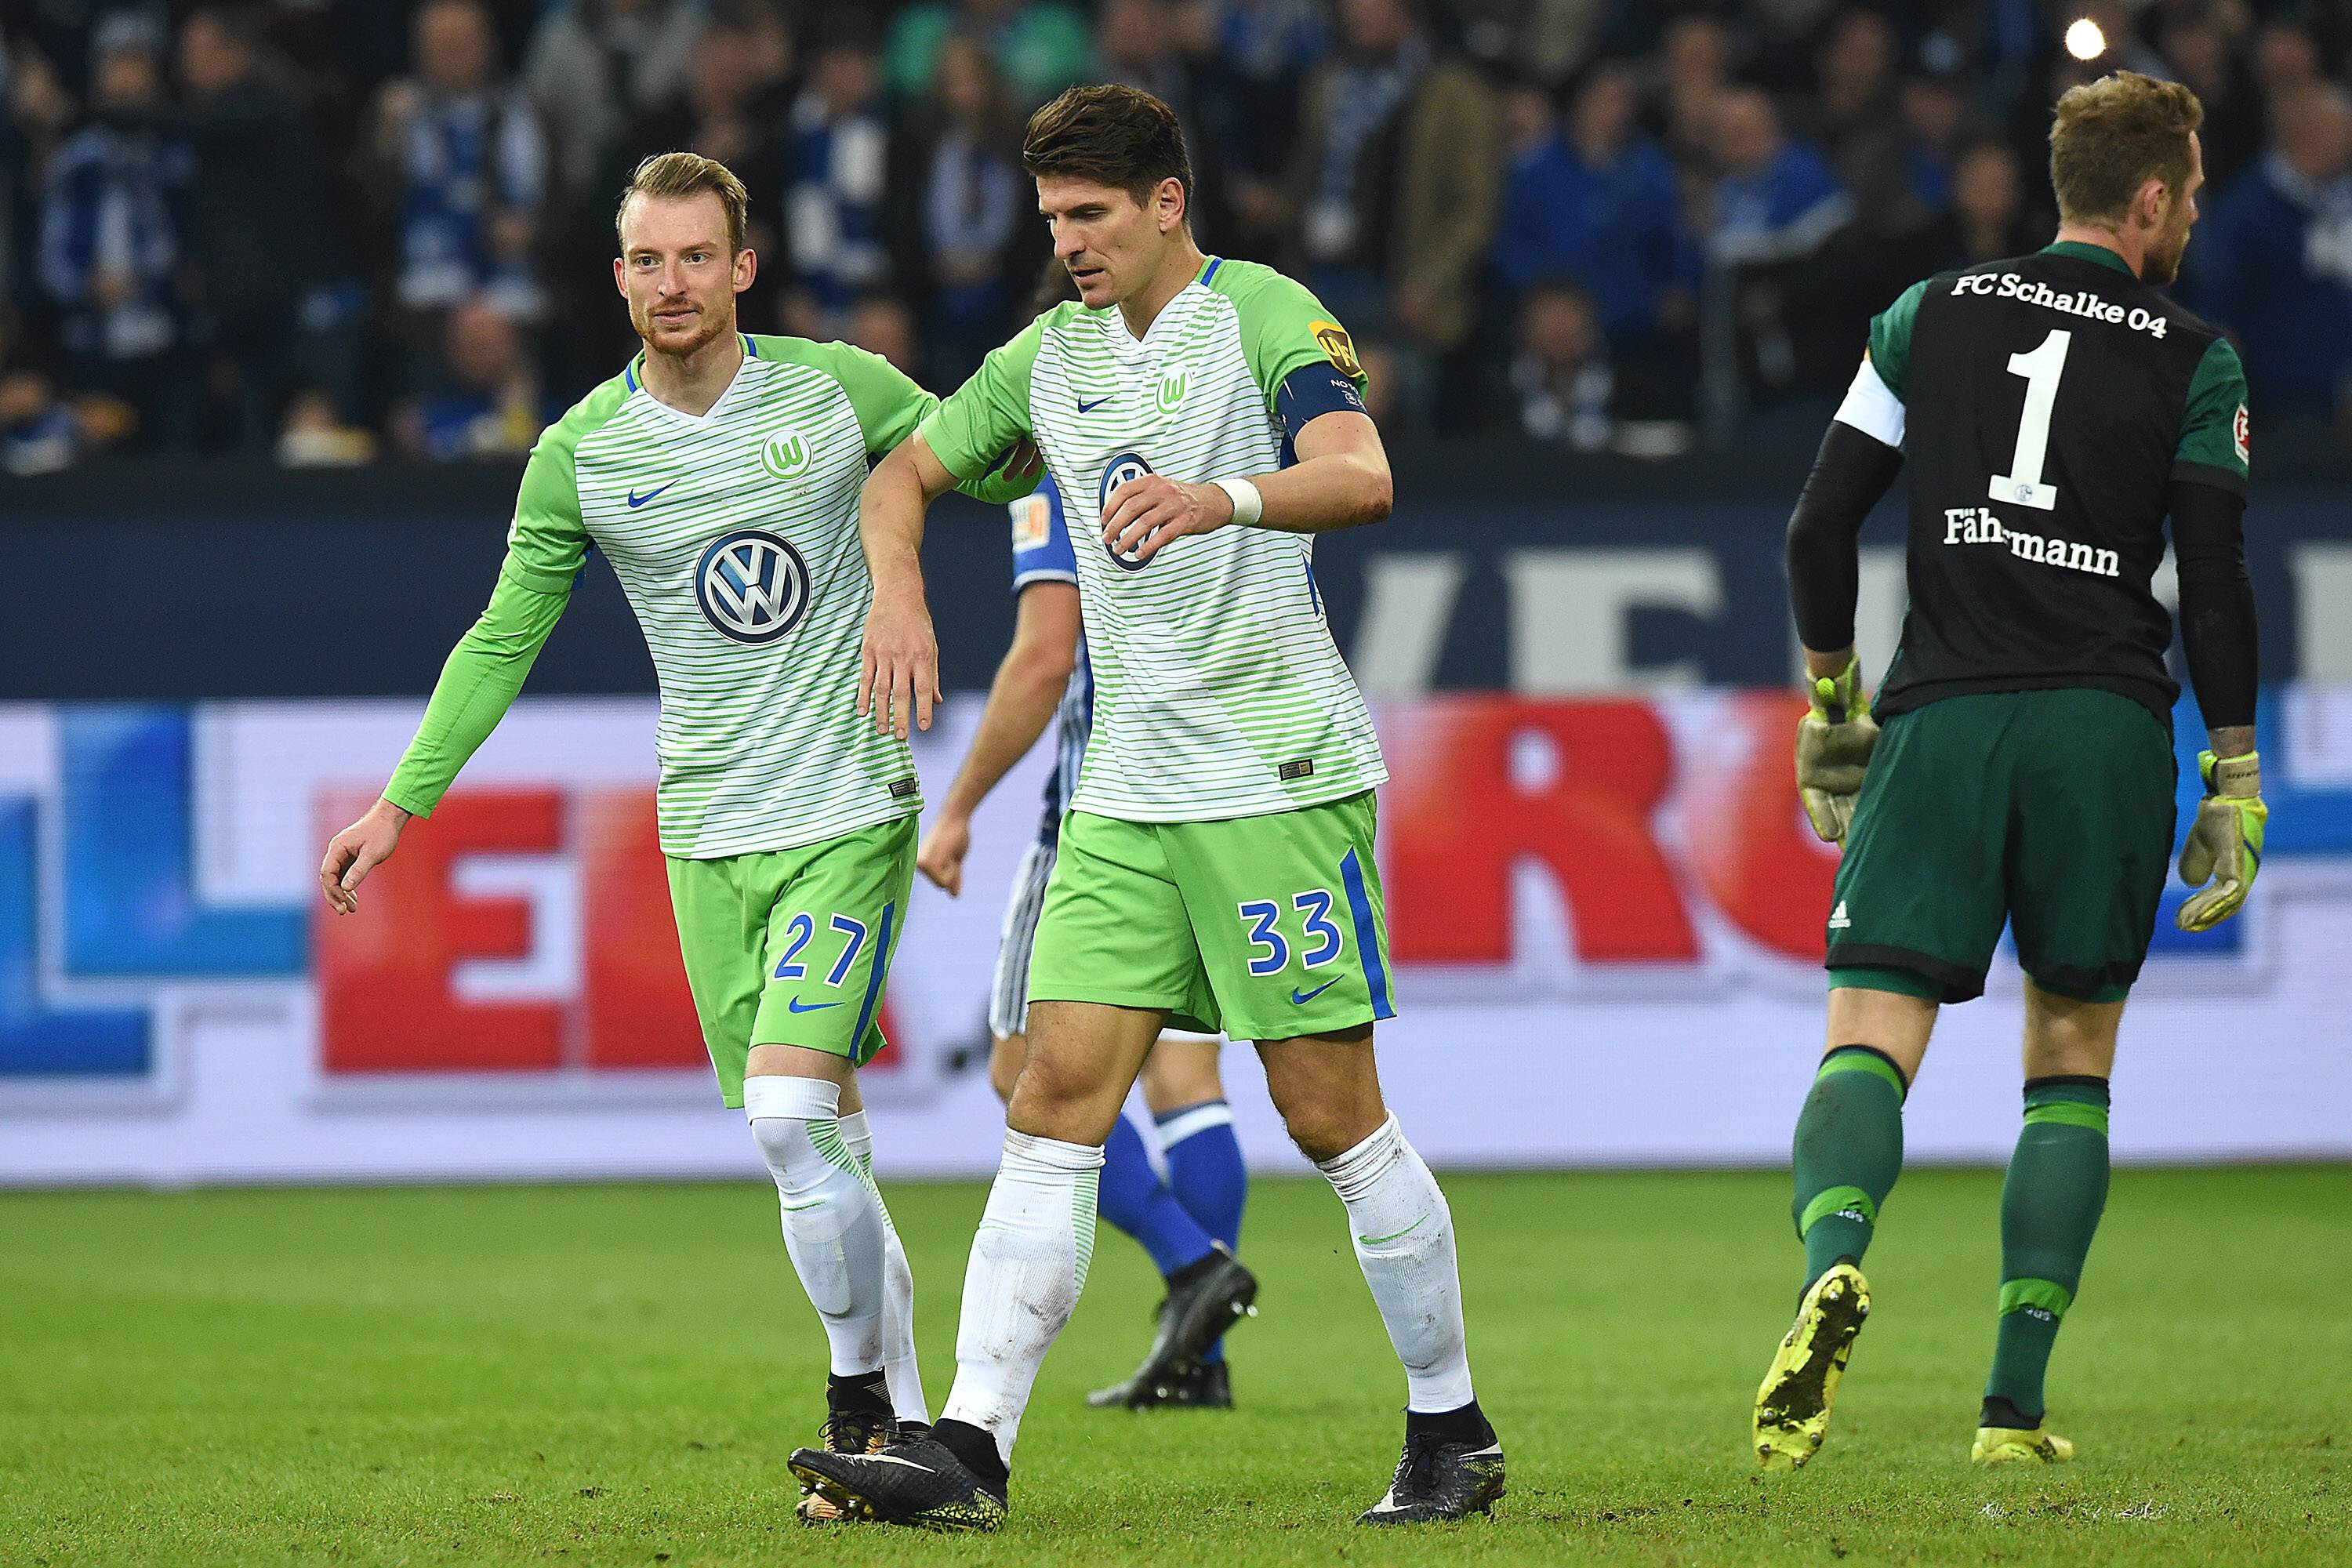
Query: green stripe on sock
xmin=805 ymin=1120 xmax=864 ymax=1181
xmin=2024 ymin=1102 xmax=2110 ymax=1135
xmin=1998 ymin=1276 xmax=2075 ymax=1319
xmin=1817 ymin=1048 xmax=1907 ymax=1098
xmin=1798 ymin=1184 xmax=1879 ymax=1238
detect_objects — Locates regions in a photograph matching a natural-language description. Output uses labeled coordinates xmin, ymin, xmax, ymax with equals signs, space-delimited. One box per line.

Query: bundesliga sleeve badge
xmin=1312 ymin=320 xmax=1363 ymax=380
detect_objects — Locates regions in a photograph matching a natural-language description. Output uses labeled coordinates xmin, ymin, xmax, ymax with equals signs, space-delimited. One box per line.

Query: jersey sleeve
xmin=381 ymin=422 xmax=586 ymax=817
xmin=1865 ymin=278 xmax=1929 ymax=401
xmin=1227 ymin=266 xmax=1371 ymax=436
xmin=815 ymin=338 xmax=938 ymax=458
xmin=2173 ymin=336 xmax=2250 ymax=497
xmin=1833 ymin=353 xmax=1905 ymax=448
xmin=917 ymin=312 xmax=1047 ymax=481
xmin=1010 ymin=472 xmax=1078 ymax=592
xmin=786 ymin=335 xmax=1040 ymax=505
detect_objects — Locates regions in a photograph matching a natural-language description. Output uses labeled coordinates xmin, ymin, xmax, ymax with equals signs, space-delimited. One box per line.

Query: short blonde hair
xmin=616 ymin=151 xmax=750 ymax=254
xmin=2049 ymin=71 xmax=2203 ymax=225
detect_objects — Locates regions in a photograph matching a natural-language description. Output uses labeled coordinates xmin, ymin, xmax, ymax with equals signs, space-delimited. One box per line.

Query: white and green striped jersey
xmin=920 ymin=257 xmax=1386 ymax=822
xmin=384 ymin=333 xmax=1029 ymax=858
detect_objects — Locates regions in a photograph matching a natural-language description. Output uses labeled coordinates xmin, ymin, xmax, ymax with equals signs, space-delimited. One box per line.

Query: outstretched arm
xmin=320 ymin=423 xmax=589 ymax=912
xmin=916 ymin=581 xmax=1080 ymax=897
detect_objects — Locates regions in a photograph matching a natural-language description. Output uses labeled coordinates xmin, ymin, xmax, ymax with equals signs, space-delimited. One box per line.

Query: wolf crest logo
xmin=761 ymin=429 xmax=811 ymax=481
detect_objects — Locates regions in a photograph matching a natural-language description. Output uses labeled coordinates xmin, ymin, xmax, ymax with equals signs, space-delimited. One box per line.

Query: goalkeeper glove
xmin=2175 ymin=750 xmax=2267 ymax=932
xmin=1795 ymin=654 xmax=1879 ymax=845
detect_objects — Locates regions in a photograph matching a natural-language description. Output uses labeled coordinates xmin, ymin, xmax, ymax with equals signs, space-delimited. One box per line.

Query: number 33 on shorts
xmin=1237 ymin=891 xmax=1345 ymax=984
xmin=1024 ymin=793 xmax=1395 ymax=1042
xmin=1221 ymin=847 xmax=1396 ymax=1037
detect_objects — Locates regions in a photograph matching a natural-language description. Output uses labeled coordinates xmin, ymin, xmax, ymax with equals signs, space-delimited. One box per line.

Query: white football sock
xmin=1317 ymin=1113 xmax=1475 ymax=1413
xmin=939 ymin=1129 xmax=1105 ymax=1465
xmin=840 ymin=1107 xmax=928 ymax=1423
xmin=746 ymin=1076 xmax=886 ymax=1378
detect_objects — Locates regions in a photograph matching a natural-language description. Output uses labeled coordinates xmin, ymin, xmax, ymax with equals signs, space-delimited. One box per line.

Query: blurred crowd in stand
xmin=4 ymin=0 xmax=2351 ymax=473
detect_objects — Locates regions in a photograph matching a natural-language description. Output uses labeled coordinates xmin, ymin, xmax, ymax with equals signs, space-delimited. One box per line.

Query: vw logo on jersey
xmin=760 ymin=428 xmax=812 ymax=481
xmin=695 ymin=528 xmax=811 ymax=644
xmin=1098 ymin=452 xmax=1156 ymax=572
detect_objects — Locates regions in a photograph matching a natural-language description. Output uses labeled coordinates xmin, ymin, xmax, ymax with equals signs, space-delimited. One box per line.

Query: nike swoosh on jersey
xmin=1291 ymin=978 xmax=1339 ymax=1005
xmin=1075 ymin=396 xmax=1110 ymax=412
xmin=626 ymin=480 xmax=676 ymax=508
xmin=786 ymin=997 xmax=843 ymax=1013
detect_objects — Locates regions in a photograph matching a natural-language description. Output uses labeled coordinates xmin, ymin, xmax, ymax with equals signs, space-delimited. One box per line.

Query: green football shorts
xmin=1826 ymin=688 xmax=2176 ymax=1004
xmin=665 ymin=814 xmax=915 ymax=1107
xmin=1026 ymin=791 xmax=1396 ymax=1042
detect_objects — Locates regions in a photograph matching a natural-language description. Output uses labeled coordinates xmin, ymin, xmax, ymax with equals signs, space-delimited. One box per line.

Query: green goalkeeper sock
xmin=1983 ymin=1076 xmax=2111 ymax=1425
xmin=1789 ymin=1046 xmax=1908 ymax=1292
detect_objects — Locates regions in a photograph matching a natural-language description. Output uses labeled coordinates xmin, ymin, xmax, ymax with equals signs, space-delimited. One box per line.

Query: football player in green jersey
xmin=316 ymin=152 xmax=1036 ymax=1520
xmin=789 ymin=85 xmax=1502 ymax=1533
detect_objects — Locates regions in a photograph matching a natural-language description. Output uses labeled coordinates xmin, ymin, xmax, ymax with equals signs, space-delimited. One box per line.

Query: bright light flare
xmin=2065 ymin=17 xmax=2107 ymax=62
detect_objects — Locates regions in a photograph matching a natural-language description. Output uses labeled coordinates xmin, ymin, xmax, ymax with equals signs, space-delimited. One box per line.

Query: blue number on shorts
xmin=1294 ymin=889 xmax=1342 ymax=967
xmin=1238 ymin=900 xmax=1289 ymax=976
xmin=827 ymin=914 xmax=869 ymax=986
xmin=774 ymin=913 xmax=815 ymax=978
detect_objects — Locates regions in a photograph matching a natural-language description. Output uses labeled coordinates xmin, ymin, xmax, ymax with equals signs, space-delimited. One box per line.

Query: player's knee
xmin=742 ymin=1075 xmax=845 ymax=1194
xmin=1261 ymin=1030 xmax=1384 ymax=1161
xmin=2022 ymin=986 xmax=2123 ymax=1078
xmin=1275 ymin=1097 xmax=1385 ymax=1164
xmin=1003 ymin=1047 xmax=1104 ymax=1126
xmin=2023 ymin=1006 xmax=2117 ymax=1081
xmin=747 ymin=1113 xmax=814 ymax=1187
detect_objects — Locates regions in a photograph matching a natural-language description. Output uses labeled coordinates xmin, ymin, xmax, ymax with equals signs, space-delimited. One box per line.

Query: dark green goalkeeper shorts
xmin=1825 ymin=688 xmax=2177 ymax=1005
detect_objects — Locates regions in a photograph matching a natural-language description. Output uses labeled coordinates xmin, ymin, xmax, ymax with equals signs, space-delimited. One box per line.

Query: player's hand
xmin=1102 ymin=475 xmax=1232 ymax=564
xmin=916 ymin=810 xmax=972 ymax=897
xmin=1794 ymin=654 xmax=1879 ymax=844
xmin=860 ymin=580 xmax=941 ymax=738
xmin=2176 ymin=750 xmax=2267 ymax=932
xmin=318 ymin=799 xmax=411 ymax=915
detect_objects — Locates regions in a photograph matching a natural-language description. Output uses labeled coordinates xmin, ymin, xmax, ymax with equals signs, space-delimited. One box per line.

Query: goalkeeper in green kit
xmin=314 ymin=153 xmax=1036 ymax=1519
xmin=1753 ymin=73 xmax=2269 ymax=1472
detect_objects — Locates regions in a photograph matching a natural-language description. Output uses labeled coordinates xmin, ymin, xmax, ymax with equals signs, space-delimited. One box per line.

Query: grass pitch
xmin=3 ymin=1167 xmax=2347 ymax=1566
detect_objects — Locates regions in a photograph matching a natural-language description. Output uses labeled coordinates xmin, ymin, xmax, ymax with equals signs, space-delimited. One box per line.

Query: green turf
xmin=3 ymin=1167 xmax=2347 ymax=1566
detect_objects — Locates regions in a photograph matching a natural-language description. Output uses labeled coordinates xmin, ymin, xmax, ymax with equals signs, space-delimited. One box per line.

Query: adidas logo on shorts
xmin=1828 ymin=900 xmax=1852 ymax=931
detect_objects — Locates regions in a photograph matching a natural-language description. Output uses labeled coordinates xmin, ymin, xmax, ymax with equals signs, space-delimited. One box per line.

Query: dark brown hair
xmin=1022 ymin=83 xmax=1193 ymax=212
xmin=2049 ymin=71 xmax=2203 ymax=225
xmin=617 ymin=151 xmax=750 ymax=254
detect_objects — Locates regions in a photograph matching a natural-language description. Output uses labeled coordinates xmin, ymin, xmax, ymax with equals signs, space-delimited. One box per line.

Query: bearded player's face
xmin=2143 ymin=131 xmax=2205 ymax=287
xmin=614 ymin=193 xmax=752 ymax=357
xmin=1037 ymin=174 xmax=1182 ymax=310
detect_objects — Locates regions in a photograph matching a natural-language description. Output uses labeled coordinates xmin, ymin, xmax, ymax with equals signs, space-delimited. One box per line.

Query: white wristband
xmin=1211 ymin=477 xmax=1263 ymax=526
